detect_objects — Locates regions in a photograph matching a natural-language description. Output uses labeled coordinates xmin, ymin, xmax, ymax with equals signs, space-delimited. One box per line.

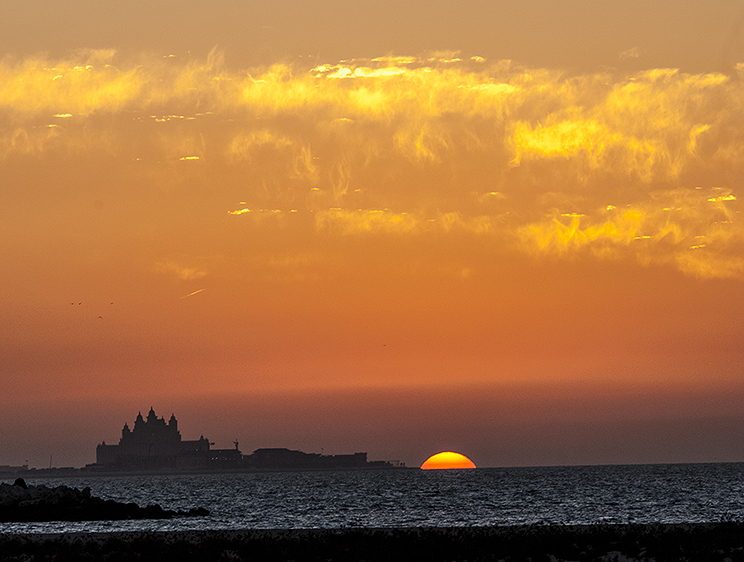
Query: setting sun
xmin=421 ymin=452 xmax=477 ymax=470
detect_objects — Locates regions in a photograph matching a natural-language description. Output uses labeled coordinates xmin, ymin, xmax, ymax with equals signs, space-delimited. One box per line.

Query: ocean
xmin=2 ymin=463 xmax=743 ymax=534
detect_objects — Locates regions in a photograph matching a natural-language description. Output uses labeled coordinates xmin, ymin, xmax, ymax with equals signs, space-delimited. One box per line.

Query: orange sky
xmin=1 ymin=1 xmax=744 ymax=469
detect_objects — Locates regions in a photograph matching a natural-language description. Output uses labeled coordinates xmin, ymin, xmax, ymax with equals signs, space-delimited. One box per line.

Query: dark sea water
xmin=2 ymin=463 xmax=744 ymax=534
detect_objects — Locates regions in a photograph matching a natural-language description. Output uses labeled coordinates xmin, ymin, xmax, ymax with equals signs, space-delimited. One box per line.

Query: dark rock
xmin=12 ymin=478 xmax=28 ymax=489
xmin=0 ymin=481 xmax=209 ymax=522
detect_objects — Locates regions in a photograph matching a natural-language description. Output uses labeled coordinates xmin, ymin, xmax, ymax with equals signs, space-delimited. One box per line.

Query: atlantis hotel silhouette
xmin=93 ymin=408 xmax=403 ymax=472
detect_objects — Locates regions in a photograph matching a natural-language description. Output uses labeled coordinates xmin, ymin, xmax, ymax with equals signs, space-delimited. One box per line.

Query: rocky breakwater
xmin=0 ymin=478 xmax=209 ymax=522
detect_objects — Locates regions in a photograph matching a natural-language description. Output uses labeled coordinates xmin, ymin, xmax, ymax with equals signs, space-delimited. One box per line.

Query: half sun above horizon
xmin=420 ymin=452 xmax=477 ymax=470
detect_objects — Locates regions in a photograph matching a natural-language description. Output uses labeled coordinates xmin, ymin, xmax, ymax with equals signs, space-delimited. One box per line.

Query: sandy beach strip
xmin=1 ymin=523 xmax=743 ymax=561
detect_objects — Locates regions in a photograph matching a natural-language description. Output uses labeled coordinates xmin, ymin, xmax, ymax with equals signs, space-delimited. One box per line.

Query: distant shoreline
xmin=1 ymin=465 xmax=415 ymax=480
xmin=2 ymin=523 xmax=743 ymax=561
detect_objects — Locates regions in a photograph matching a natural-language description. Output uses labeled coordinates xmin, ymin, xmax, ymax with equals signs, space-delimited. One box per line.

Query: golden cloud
xmin=519 ymin=188 xmax=743 ymax=278
xmin=315 ymin=209 xmax=418 ymax=235
xmin=2 ymin=51 xmax=742 ymax=279
xmin=0 ymin=51 xmax=143 ymax=115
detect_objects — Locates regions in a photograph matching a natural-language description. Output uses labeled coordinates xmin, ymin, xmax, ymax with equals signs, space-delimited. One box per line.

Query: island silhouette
xmin=88 ymin=408 xmax=404 ymax=474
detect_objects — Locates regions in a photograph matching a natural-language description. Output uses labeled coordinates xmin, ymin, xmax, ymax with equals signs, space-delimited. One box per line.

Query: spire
xmin=133 ymin=411 xmax=145 ymax=431
xmin=168 ymin=413 xmax=178 ymax=432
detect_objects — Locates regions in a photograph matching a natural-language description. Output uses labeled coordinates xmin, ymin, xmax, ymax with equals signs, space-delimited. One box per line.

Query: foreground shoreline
xmin=2 ymin=523 xmax=744 ymax=561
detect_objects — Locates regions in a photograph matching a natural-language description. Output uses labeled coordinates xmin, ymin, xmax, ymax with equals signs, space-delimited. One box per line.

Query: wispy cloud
xmin=155 ymin=258 xmax=208 ymax=280
xmin=2 ymin=51 xmax=742 ymax=279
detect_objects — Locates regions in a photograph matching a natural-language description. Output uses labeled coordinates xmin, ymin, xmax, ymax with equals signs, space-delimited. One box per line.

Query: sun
xmin=420 ymin=451 xmax=476 ymax=470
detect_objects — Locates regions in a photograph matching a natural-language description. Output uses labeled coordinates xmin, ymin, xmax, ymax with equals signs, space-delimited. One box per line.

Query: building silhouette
xmin=246 ymin=448 xmax=370 ymax=469
xmin=94 ymin=408 xmax=402 ymax=472
xmin=96 ymin=408 xmax=238 ymax=470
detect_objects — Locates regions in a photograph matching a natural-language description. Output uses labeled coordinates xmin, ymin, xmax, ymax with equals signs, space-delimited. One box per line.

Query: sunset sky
xmin=1 ymin=0 xmax=744 ymax=469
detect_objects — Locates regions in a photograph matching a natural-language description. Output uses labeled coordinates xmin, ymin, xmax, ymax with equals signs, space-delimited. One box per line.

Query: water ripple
xmin=2 ymin=463 xmax=744 ymax=533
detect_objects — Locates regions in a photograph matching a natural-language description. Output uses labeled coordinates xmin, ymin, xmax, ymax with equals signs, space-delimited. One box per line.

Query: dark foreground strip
xmin=1 ymin=523 xmax=744 ymax=561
